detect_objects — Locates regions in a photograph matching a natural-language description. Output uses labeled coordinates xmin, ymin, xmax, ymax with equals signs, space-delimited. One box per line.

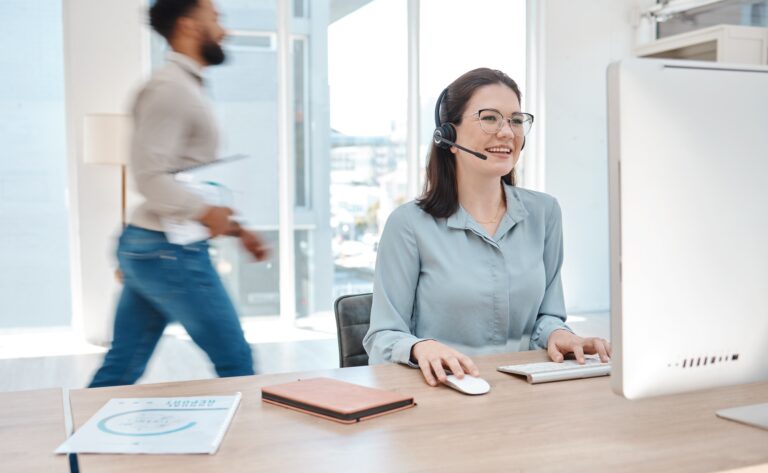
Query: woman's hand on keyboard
xmin=546 ymin=329 xmax=612 ymax=364
xmin=410 ymin=340 xmax=479 ymax=387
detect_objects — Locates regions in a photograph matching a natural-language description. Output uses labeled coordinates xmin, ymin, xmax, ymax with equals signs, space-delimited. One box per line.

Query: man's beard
xmin=201 ymin=38 xmax=226 ymax=66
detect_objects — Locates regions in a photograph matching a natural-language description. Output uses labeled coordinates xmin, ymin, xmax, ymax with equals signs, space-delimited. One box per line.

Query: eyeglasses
xmin=469 ymin=109 xmax=534 ymax=136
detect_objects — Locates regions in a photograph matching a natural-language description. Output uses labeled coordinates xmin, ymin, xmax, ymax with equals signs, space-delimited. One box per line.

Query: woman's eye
xmin=481 ymin=116 xmax=498 ymax=122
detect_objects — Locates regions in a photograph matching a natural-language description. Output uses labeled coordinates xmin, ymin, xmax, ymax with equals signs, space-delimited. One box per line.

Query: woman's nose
xmin=497 ymin=120 xmax=516 ymax=138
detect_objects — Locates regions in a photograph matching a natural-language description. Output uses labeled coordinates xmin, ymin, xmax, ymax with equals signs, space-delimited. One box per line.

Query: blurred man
xmin=89 ymin=0 xmax=268 ymax=387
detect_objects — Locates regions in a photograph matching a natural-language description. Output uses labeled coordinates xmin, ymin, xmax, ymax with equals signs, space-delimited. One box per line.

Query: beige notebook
xmin=261 ymin=377 xmax=415 ymax=424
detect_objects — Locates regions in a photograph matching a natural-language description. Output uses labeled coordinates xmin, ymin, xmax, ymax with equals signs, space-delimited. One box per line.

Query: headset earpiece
xmin=434 ymin=123 xmax=456 ymax=149
xmin=433 ymin=88 xmax=456 ymax=150
xmin=431 ymin=86 xmax=490 ymax=161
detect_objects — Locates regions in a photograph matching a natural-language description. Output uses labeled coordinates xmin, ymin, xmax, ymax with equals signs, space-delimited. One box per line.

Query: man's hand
xmin=198 ymin=206 xmax=233 ymax=237
xmin=240 ymin=230 xmax=270 ymax=261
xmin=219 ymin=219 xmax=270 ymax=261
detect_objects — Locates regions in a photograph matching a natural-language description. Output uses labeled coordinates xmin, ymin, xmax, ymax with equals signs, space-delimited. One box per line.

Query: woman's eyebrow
xmin=479 ymin=107 xmax=523 ymax=116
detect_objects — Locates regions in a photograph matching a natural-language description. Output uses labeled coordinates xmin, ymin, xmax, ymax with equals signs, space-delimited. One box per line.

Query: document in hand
xmin=55 ymin=393 xmax=241 ymax=455
xmin=261 ymin=377 xmax=415 ymax=424
xmin=161 ymin=178 xmax=229 ymax=245
xmin=497 ymin=356 xmax=611 ymax=384
xmin=162 ymin=154 xmax=249 ymax=245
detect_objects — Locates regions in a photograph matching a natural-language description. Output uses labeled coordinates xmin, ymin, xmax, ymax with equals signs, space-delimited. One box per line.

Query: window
xmin=328 ymin=0 xmax=409 ymax=300
xmin=201 ymin=1 xmax=283 ymax=317
xmin=293 ymin=36 xmax=311 ymax=209
xmin=0 ymin=0 xmax=71 ymax=328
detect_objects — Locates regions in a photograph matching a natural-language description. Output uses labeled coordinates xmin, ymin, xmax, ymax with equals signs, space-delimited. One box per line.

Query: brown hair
xmin=417 ymin=68 xmax=522 ymax=219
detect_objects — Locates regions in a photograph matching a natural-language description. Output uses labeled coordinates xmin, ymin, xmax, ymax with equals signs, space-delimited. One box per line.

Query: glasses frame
xmin=466 ymin=108 xmax=535 ymax=136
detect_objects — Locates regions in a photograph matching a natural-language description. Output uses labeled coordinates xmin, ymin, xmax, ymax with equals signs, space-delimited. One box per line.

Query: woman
xmin=363 ymin=68 xmax=611 ymax=386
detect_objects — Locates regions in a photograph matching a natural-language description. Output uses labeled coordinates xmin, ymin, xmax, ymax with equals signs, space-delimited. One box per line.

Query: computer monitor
xmin=607 ymin=58 xmax=768 ymax=400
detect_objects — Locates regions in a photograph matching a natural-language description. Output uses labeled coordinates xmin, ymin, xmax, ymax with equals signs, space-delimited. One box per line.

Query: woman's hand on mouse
xmin=410 ymin=340 xmax=479 ymax=386
xmin=546 ymin=329 xmax=612 ymax=364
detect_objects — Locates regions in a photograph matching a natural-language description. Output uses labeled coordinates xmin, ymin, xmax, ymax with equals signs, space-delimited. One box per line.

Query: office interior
xmin=0 ymin=0 xmax=766 ymax=394
xmin=4 ymin=1 xmax=768 ymax=472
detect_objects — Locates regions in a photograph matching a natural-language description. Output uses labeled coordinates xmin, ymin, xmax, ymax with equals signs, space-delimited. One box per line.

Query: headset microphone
xmin=432 ymin=129 xmax=487 ymax=160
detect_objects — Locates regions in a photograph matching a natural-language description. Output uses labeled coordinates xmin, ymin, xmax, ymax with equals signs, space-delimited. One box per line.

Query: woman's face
xmin=452 ymin=83 xmax=524 ymax=180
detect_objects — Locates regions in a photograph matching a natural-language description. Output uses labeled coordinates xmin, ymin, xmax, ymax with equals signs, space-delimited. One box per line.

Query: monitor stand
xmin=716 ymin=402 xmax=768 ymax=431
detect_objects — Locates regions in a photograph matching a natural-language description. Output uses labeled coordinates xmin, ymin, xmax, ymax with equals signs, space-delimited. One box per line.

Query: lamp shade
xmin=83 ymin=113 xmax=132 ymax=165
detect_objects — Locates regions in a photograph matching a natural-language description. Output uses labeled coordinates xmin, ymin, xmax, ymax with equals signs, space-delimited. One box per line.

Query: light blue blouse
xmin=363 ymin=183 xmax=571 ymax=366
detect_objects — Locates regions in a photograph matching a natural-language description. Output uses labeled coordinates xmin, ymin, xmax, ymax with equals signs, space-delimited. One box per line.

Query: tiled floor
xmin=0 ymin=312 xmax=609 ymax=392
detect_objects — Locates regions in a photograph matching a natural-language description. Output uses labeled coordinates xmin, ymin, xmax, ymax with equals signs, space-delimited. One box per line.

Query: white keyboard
xmin=497 ymin=356 xmax=610 ymax=384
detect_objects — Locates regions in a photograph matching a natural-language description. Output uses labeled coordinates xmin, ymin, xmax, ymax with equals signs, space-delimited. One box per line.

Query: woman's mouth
xmin=485 ymin=146 xmax=513 ymax=157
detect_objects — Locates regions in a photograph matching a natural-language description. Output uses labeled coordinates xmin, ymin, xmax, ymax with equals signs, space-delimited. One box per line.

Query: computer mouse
xmin=443 ymin=374 xmax=491 ymax=395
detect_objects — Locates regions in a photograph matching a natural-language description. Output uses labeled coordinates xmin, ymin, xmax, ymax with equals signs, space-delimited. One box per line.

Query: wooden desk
xmin=0 ymin=388 xmax=69 ymax=472
xmin=69 ymin=351 xmax=768 ymax=473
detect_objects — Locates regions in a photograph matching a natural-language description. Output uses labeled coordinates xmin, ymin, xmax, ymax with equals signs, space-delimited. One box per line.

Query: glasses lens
xmin=478 ymin=109 xmax=503 ymax=134
xmin=511 ymin=113 xmax=533 ymax=136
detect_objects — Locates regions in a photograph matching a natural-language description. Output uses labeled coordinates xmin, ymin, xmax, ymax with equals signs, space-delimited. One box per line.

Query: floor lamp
xmin=82 ymin=114 xmax=131 ymax=228
xmin=83 ymin=114 xmax=132 ymax=284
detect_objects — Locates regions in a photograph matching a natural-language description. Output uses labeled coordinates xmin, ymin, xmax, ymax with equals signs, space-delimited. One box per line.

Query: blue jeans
xmin=89 ymin=225 xmax=254 ymax=387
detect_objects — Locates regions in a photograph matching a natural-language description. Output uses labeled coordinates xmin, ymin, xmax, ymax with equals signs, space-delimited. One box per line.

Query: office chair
xmin=333 ymin=293 xmax=373 ymax=368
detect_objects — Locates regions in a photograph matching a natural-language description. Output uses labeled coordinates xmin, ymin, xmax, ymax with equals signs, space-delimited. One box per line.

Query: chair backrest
xmin=333 ymin=293 xmax=373 ymax=368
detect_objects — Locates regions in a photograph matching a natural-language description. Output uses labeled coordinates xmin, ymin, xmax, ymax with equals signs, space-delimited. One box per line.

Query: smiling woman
xmin=363 ymin=68 xmax=612 ymax=388
xmin=421 ymin=70 xmax=534 ymax=224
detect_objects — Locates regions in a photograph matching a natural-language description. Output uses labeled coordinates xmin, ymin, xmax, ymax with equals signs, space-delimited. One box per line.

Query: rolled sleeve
xmin=529 ymin=197 xmax=571 ymax=349
xmin=131 ymin=82 xmax=207 ymax=220
xmin=363 ymin=206 xmax=424 ymax=366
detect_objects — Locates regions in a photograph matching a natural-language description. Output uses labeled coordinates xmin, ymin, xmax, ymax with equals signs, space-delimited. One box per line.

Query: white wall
xmin=539 ymin=0 xmax=654 ymax=313
xmin=63 ymin=0 xmax=147 ymax=343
